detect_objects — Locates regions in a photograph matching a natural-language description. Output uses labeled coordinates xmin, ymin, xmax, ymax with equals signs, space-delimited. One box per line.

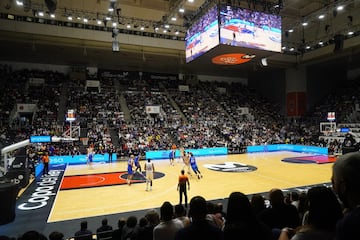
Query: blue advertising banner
xmin=247 ymin=144 xmax=328 ymax=155
xmin=35 ymin=163 xmax=43 ymax=177
xmin=29 ymin=135 xmax=51 ymax=143
xmin=145 ymin=147 xmax=228 ymax=160
xmin=49 ymin=153 xmax=116 ymax=165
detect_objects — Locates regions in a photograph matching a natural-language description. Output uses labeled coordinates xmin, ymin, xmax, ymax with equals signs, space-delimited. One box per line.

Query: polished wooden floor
xmin=48 ymin=152 xmax=333 ymax=222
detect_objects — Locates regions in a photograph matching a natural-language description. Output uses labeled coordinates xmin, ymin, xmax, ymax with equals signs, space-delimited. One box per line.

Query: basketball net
xmin=80 ymin=137 xmax=89 ymax=146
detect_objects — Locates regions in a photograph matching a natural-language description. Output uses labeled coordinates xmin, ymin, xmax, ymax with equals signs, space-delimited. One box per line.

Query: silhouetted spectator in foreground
xmin=278 ymin=186 xmax=343 ymax=240
xmin=175 ymin=196 xmax=223 ymax=240
xmin=19 ymin=231 xmax=47 ymax=240
xmin=112 ymin=218 xmax=126 ymax=240
xmin=257 ymin=188 xmax=300 ymax=239
xmin=121 ymin=216 xmax=138 ymax=240
xmin=49 ymin=231 xmax=64 ymax=240
xmin=332 ymin=152 xmax=360 ymax=240
xmin=223 ymin=191 xmax=272 ymax=240
xmin=137 ymin=209 xmax=160 ymax=240
xmin=154 ymin=201 xmax=184 ymax=240
xmin=96 ymin=218 xmax=113 ymax=240
xmin=74 ymin=221 xmax=93 ymax=240
xmin=251 ymin=193 xmax=267 ymax=216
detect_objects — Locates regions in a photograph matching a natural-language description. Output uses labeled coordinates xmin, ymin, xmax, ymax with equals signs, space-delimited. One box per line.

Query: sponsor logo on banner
xmin=18 ymin=169 xmax=63 ymax=211
xmin=203 ymin=162 xmax=257 ymax=172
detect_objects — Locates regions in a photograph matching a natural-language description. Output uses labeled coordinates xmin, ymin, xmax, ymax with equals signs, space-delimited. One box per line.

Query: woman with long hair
xmin=223 ymin=191 xmax=272 ymax=240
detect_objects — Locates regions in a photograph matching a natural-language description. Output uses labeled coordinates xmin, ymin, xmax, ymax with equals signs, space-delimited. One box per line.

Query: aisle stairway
xmin=57 ymin=82 xmax=69 ymax=125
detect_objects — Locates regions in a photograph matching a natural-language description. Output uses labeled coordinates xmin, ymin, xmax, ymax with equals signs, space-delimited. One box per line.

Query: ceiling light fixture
xmin=261 ymin=58 xmax=268 ymax=66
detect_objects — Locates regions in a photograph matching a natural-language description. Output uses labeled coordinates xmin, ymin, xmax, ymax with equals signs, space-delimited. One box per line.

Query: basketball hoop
xmin=80 ymin=137 xmax=89 ymax=145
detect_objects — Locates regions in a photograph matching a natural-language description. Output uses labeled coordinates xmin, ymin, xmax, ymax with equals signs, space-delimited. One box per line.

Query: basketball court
xmin=47 ymin=151 xmax=334 ymax=222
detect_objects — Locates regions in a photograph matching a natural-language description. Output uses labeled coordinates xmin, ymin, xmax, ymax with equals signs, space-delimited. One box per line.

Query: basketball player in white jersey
xmin=179 ymin=147 xmax=185 ymax=162
xmin=144 ymin=158 xmax=155 ymax=191
xmin=182 ymin=152 xmax=192 ymax=177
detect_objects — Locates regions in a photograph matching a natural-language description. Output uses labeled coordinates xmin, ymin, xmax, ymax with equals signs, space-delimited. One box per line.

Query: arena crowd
xmin=1 ymin=65 xmax=360 ymax=240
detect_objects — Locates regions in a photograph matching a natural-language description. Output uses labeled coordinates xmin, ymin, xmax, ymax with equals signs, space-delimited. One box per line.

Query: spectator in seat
xmin=257 ymin=188 xmax=300 ymax=239
xmin=250 ymin=194 xmax=267 ymax=216
xmin=136 ymin=209 xmax=160 ymax=240
xmin=223 ymin=191 xmax=272 ymax=240
xmin=332 ymin=152 xmax=360 ymax=240
xmin=121 ymin=216 xmax=138 ymax=240
xmin=74 ymin=221 xmax=93 ymax=240
xmin=96 ymin=218 xmax=113 ymax=240
xmin=48 ymin=231 xmax=64 ymax=240
xmin=75 ymin=221 xmax=92 ymax=240
xmin=111 ymin=218 xmax=126 ymax=240
xmin=19 ymin=231 xmax=47 ymax=240
xmin=175 ymin=196 xmax=223 ymax=240
xmin=278 ymin=186 xmax=343 ymax=240
xmin=174 ymin=204 xmax=191 ymax=228
xmin=153 ymin=201 xmax=184 ymax=240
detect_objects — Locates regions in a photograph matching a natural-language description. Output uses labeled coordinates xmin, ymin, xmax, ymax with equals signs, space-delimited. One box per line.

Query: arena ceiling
xmin=0 ymin=0 xmax=359 ymax=78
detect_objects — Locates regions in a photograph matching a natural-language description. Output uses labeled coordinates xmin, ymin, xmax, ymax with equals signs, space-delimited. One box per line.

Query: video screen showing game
xmin=219 ymin=5 xmax=281 ymax=52
xmin=185 ymin=5 xmax=220 ymax=63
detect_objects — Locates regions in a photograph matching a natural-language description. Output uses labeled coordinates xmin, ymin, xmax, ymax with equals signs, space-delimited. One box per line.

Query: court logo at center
xmin=203 ymin=162 xmax=257 ymax=172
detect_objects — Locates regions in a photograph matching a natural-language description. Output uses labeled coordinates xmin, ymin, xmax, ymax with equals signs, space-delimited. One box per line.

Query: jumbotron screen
xmin=219 ymin=5 xmax=281 ymax=52
xmin=185 ymin=5 xmax=220 ymax=63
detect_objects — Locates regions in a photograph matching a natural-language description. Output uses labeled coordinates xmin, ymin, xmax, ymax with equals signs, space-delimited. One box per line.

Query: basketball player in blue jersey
xmin=87 ymin=147 xmax=94 ymax=169
xmin=144 ymin=158 xmax=155 ymax=191
xmin=134 ymin=154 xmax=142 ymax=172
xmin=127 ymin=155 xmax=134 ymax=185
xmin=169 ymin=149 xmax=175 ymax=166
xmin=88 ymin=151 xmax=93 ymax=162
xmin=189 ymin=152 xmax=202 ymax=179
